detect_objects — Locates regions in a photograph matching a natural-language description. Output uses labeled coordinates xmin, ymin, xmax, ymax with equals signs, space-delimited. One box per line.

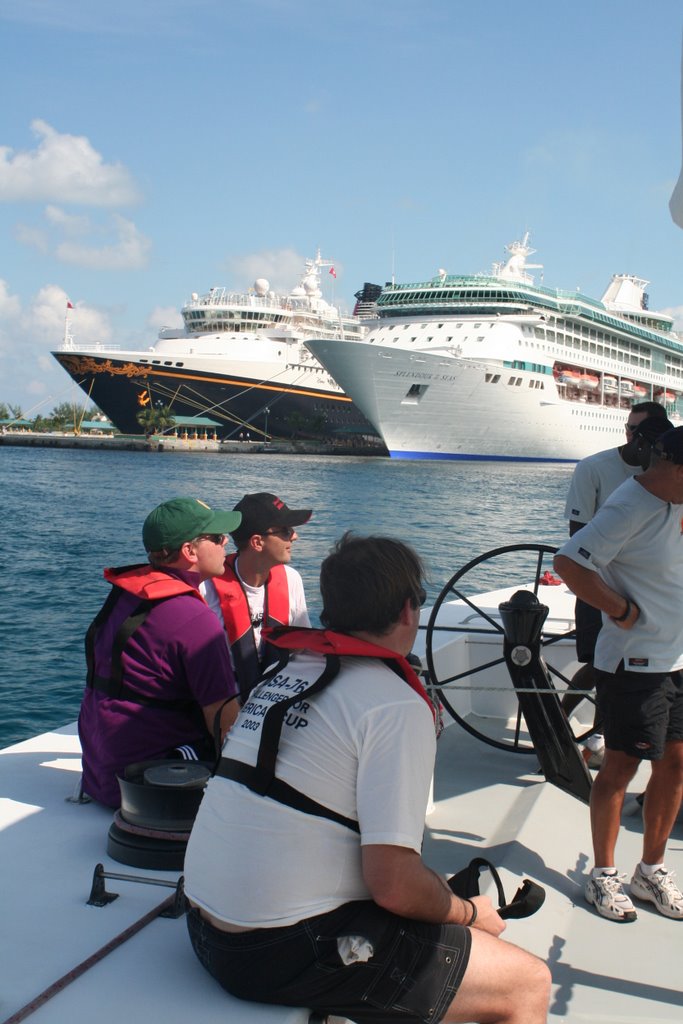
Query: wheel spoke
xmin=425 ymin=542 xmax=568 ymax=755
xmin=434 ymin=654 xmax=508 ymax=688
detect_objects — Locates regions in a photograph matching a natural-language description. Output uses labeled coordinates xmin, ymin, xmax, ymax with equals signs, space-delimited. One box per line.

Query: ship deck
xmin=1 ymin=583 xmax=681 ymax=1023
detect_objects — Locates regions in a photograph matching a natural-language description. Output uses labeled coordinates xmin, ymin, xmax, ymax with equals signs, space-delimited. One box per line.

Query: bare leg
xmin=443 ymin=929 xmax=550 ymax=1024
xmin=642 ymin=739 xmax=683 ymax=864
xmin=589 ymin=748 xmax=640 ymax=866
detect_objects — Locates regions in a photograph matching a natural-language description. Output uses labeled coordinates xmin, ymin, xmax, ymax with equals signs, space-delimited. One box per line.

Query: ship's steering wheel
xmin=423 ymin=543 xmax=599 ymax=754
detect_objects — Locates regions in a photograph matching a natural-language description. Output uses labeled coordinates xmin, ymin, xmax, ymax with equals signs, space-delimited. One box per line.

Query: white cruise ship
xmin=306 ymin=236 xmax=682 ymax=461
xmin=52 ymin=252 xmax=383 ymax=444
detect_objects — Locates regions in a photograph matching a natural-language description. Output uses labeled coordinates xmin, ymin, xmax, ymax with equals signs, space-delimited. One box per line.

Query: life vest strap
xmin=217 ymin=757 xmax=360 ymax=833
xmin=85 ymin=587 xmax=196 ymax=711
xmin=215 ymin=649 xmax=361 ymax=832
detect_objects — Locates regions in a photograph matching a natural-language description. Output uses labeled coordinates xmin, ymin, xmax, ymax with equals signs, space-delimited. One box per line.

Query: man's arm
xmin=553 ymin=554 xmax=640 ymax=629
xmin=361 ymin=844 xmax=505 ymax=936
xmin=202 ymin=696 xmax=239 ymax=741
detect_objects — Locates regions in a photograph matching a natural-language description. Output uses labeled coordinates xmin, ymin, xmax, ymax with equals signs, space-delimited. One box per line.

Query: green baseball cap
xmin=142 ymin=497 xmax=242 ymax=551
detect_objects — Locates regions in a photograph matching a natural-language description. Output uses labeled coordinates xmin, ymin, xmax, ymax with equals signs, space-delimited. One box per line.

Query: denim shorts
xmin=187 ymin=900 xmax=471 ymax=1024
xmin=595 ymin=668 xmax=683 ymax=759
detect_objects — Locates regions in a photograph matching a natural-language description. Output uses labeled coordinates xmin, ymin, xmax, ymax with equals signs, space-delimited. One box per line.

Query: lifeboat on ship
xmin=556 ymin=368 xmax=581 ymax=386
xmin=620 ymin=380 xmax=634 ymax=397
xmin=655 ymin=389 xmax=677 ymax=404
xmin=633 ymin=383 xmax=649 ymax=399
xmin=577 ymin=372 xmax=599 ymax=391
xmin=602 ymin=375 xmax=618 ymax=393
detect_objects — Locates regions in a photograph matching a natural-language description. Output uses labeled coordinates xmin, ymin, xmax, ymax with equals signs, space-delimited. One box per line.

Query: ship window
xmin=164 ymin=361 xmax=172 ymax=365
xmin=491 ymin=374 xmax=500 ymax=383
xmin=176 ymin=362 xmax=184 ymax=367
xmin=515 ymin=378 xmax=523 ymax=386
xmin=508 ymin=377 xmax=516 ymax=385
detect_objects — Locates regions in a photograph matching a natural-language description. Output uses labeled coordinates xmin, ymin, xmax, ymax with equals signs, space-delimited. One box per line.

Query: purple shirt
xmin=78 ymin=567 xmax=236 ymax=806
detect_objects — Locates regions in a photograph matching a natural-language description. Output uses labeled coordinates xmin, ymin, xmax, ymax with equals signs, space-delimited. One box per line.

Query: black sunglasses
xmin=263 ymin=527 xmax=296 ymax=539
xmin=195 ymin=533 xmax=227 ymax=545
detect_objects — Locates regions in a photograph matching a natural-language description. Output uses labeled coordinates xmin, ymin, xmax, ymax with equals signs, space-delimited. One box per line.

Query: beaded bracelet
xmin=464 ymin=898 xmax=477 ymax=926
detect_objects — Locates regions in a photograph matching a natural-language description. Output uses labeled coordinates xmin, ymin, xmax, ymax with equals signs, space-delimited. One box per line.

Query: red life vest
xmin=263 ymin=625 xmax=437 ymax=722
xmin=216 ymin=625 xmax=437 ymax=831
xmin=211 ymin=554 xmax=290 ymax=700
xmin=86 ymin=564 xmax=205 ymax=707
xmin=103 ymin=563 xmax=206 ymax=602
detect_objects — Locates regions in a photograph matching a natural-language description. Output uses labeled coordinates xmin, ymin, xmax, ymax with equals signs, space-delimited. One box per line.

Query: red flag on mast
xmin=66 ymin=301 xmax=74 ymax=309
xmin=329 ymin=267 xmax=336 ymax=279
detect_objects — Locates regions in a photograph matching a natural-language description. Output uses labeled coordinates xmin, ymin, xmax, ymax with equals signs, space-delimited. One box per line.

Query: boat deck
xmin=1 ymin=712 xmax=680 ymax=1023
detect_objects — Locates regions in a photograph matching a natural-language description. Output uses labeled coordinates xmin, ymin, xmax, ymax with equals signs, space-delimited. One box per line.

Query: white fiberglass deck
xmin=1 ymin=582 xmax=681 ymax=1023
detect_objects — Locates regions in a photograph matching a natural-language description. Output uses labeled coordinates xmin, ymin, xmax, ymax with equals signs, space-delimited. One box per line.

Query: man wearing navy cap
xmin=202 ymin=493 xmax=312 ymax=700
xmin=78 ymin=497 xmax=241 ymax=807
xmin=555 ymin=428 xmax=683 ymax=923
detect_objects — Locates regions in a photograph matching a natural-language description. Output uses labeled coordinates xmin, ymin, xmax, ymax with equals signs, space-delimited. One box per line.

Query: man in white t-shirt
xmin=201 ymin=492 xmax=311 ymax=700
xmin=185 ymin=533 xmax=551 ymax=1024
xmin=555 ymin=426 xmax=683 ymax=924
xmin=562 ymin=404 xmax=671 ymax=765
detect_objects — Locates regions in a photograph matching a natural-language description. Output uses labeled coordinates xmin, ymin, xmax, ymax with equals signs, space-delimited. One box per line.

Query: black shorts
xmin=574 ymin=599 xmax=602 ymax=664
xmin=187 ymin=900 xmax=471 ymax=1024
xmin=595 ymin=668 xmax=683 ymax=759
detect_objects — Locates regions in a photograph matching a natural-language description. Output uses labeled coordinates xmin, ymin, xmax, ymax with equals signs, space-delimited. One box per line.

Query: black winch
xmin=107 ymin=760 xmax=211 ymax=870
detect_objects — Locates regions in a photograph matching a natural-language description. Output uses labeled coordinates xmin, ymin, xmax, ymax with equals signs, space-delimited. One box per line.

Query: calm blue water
xmin=0 ymin=447 xmax=574 ymax=747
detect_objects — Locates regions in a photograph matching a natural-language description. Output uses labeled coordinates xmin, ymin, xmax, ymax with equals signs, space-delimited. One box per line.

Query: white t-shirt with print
xmin=184 ymin=651 xmax=437 ymax=927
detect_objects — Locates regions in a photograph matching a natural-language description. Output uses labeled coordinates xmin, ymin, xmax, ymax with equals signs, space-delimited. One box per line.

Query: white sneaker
xmin=585 ymin=871 xmax=637 ymax=922
xmin=630 ymin=865 xmax=683 ymax=920
xmin=582 ymin=734 xmax=605 ymax=769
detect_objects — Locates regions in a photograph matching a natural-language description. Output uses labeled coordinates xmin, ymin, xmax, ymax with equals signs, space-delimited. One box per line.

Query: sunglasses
xmin=195 ymin=533 xmax=227 ymax=545
xmin=263 ymin=527 xmax=296 ymax=540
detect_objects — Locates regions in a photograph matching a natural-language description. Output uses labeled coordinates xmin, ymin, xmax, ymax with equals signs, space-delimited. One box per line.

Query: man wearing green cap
xmin=78 ymin=497 xmax=242 ymax=807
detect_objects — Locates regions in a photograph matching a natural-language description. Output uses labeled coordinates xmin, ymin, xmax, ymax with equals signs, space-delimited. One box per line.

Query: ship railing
xmin=59 ymin=341 xmax=122 ymax=352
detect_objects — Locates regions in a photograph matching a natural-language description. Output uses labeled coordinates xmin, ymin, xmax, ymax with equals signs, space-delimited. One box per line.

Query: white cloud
xmin=662 ymin=305 xmax=683 ymax=334
xmin=0 ymin=282 xmax=114 ymax=413
xmin=14 ymin=206 xmax=151 ymax=270
xmin=13 ymin=222 xmax=50 ymax=252
xmin=147 ymin=305 xmax=184 ymax=332
xmin=226 ymin=248 xmax=309 ymax=292
xmin=45 ymin=204 xmax=92 ymax=235
xmin=0 ymin=120 xmax=140 ymax=205
xmin=56 ymin=214 xmax=152 ymax=270
xmin=0 ymin=279 xmax=21 ymax=318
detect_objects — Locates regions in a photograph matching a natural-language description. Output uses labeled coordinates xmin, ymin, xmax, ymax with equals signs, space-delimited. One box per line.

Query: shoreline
xmin=0 ymin=429 xmax=388 ymax=458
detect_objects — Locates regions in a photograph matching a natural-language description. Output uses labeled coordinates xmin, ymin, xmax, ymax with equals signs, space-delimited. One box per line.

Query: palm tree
xmin=136 ymin=405 xmax=176 ymax=437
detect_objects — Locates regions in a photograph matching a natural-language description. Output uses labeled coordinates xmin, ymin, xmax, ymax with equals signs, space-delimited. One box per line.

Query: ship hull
xmin=305 ymin=337 xmax=671 ymax=462
xmin=52 ymin=350 xmax=384 ymax=445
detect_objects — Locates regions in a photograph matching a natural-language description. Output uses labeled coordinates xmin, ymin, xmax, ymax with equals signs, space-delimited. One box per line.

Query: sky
xmin=1 ymin=0 xmax=683 ymax=415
